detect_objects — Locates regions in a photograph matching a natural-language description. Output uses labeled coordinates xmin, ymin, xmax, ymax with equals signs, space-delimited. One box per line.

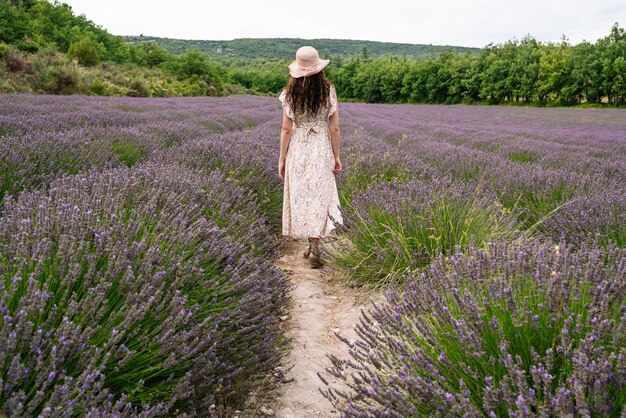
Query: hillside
xmin=2 ymin=1 xmax=624 ymax=105
xmin=122 ymin=36 xmax=481 ymax=59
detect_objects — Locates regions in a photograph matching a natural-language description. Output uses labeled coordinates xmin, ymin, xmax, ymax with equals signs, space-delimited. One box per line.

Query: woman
xmin=278 ymin=46 xmax=343 ymax=268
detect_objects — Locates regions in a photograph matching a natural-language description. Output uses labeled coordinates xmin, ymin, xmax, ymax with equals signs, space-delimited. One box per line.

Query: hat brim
xmin=288 ymin=59 xmax=330 ymax=78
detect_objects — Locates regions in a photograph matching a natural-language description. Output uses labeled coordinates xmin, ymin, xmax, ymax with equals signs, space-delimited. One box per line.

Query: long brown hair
xmin=284 ymin=71 xmax=332 ymax=118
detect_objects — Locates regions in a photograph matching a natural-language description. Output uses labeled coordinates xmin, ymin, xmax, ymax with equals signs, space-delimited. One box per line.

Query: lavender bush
xmin=325 ymin=242 xmax=626 ymax=417
xmin=153 ymin=122 xmax=285 ymax=233
xmin=0 ymin=93 xmax=277 ymax=135
xmin=333 ymin=103 xmax=626 ymax=282
xmin=0 ymin=162 xmax=289 ymax=416
xmin=333 ymin=128 xmax=434 ymax=205
xmin=539 ymin=190 xmax=626 ymax=249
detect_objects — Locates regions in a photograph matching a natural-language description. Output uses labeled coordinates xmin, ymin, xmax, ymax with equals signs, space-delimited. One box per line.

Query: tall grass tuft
xmin=333 ymin=178 xmax=520 ymax=286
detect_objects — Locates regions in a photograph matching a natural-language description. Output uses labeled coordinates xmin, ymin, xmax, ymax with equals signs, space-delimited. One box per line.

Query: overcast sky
xmin=62 ymin=0 xmax=625 ymax=48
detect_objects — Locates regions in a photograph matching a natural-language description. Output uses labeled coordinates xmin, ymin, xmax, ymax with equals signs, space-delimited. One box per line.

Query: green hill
xmin=2 ymin=1 xmax=623 ymax=105
xmin=122 ymin=36 xmax=480 ymax=59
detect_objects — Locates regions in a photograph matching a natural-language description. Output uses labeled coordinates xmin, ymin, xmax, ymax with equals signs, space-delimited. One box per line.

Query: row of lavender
xmin=0 ymin=94 xmax=287 ymax=416
xmin=0 ymin=94 xmax=278 ymax=204
xmin=333 ymin=104 xmax=626 ymax=283
xmin=325 ymin=104 xmax=626 ymax=415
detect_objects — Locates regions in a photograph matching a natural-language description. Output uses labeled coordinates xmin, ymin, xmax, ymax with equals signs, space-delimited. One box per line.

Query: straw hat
xmin=288 ymin=46 xmax=330 ymax=78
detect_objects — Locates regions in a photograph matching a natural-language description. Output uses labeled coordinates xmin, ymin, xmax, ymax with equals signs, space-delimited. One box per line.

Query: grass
xmin=334 ymin=181 xmax=520 ymax=286
xmin=111 ymin=140 xmax=146 ymax=167
xmin=203 ymin=122 xmax=224 ymax=133
xmin=338 ymin=166 xmax=413 ymax=207
xmin=110 ymin=104 xmax=145 ymax=112
xmin=493 ymin=181 xmax=575 ymax=231
xmin=507 ymin=151 xmax=538 ymax=164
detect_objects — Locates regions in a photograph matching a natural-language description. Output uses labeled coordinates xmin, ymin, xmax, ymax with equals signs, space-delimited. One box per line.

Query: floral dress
xmin=279 ymin=85 xmax=343 ymax=238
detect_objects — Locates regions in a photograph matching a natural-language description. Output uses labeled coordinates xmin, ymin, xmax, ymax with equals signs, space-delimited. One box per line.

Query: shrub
xmin=222 ymin=83 xmax=253 ymax=95
xmin=29 ymin=44 xmax=63 ymax=72
xmin=539 ymin=190 xmax=626 ymax=249
xmin=179 ymin=75 xmax=210 ymax=96
xmin=325 ymin=242 xmax=626 ymax=417
xmin=128 ymin=77 xmax=150 ymax=97
xmin=3 ymin=44 xmax=28 ymax=72
xmin=148 ymin=78 xmax=177 ymax=98
xmin=0 ymin=162 xmax=289 ymax=415
xmin=41 ymin=63 xmax=84 ymax=94
xmin=17 ymin=34 xmax=46 ymax=53
xmin=89 ymin=76 xmax=107 ymax=95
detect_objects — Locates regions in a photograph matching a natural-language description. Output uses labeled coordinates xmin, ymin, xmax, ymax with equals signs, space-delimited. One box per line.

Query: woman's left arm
xmin=278 ymin=110 xmax=293 ymax=182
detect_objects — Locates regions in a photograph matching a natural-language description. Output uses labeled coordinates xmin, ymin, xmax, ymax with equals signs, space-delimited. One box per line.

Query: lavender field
xmin=1 ymin=93 xmax=625 ymax=416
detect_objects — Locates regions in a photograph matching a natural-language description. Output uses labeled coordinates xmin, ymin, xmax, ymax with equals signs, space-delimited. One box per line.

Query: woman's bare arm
xmin=329 ymin=107 xmax=341 ymax=175
xmin=278 ymin=110 xmax=293 ymax=181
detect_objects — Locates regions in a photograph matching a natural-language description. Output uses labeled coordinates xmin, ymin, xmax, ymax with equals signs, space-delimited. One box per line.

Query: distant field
xmin=1 ymin=94 xmax=624 ymax=415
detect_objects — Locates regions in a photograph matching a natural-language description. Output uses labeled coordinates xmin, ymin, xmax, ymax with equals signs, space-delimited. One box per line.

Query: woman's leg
xmin=304 ymin=236 xmax=320 ymax=258
xmin=307 ymin=236 xmax=324 ymax=268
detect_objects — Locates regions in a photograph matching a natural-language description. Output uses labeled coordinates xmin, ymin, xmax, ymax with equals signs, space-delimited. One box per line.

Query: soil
xmin=267 ymin=236 xmax=377 ymax=417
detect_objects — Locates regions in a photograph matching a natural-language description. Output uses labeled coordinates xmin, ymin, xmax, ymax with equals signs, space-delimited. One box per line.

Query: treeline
xmin=1 ymin=0 xmax=625 ymax=106
xmin=326 ymin=25 xmax=626 ymax=106
xmin=124 ymin=36 xmax=479 ymax=60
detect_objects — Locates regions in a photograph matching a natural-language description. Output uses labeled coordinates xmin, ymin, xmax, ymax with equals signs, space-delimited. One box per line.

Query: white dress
xmin=279 ymin=85 xmax=343 ymax=238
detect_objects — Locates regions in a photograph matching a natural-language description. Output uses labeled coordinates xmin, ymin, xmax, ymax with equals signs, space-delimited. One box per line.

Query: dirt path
xmin=270 ymin=237 xmax=374 ymax=418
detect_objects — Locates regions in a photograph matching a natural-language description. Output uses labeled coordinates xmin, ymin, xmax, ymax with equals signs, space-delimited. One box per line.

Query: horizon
xmin=61 ymin=0 xmax=625 ymax=49
xmin=127 ymin=34 xmax=482 ymax=50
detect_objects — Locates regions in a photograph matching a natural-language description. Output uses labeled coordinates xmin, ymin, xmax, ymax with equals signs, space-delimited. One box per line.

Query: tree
xmin=177 ymin=48 xmax=210 ymax=77
xmin=570 ymin=41 xmax=603 ymax=103
xmin=333 ymin=58 xmax=361 ymax=99
xmin=67 ymin=33 xmax=102 ymax=66
xmin=598 ymin=23 xmax=626 ymax=104
xmin=360 ymin=46 xmax=369 ymax=60
xmin=0 ymin=0 xmax=30 ymax=44
xmin=380 ymin=59 xmax=409 ymax=102
xmin=163 ymin=48 xmax=226 ymax=94
xmin=479 ymin=45 xmax=513 ymax=103
xmin=613 ymin=56 xmax=626 ymax=104
xmin=515 ymin=35 xmax=540 ymax=102
xmin=142 ymin=42 xmax=169 ymax=67
xmin=537 ymin=37 xmax=572 ymax=104
xmin=401 ymin=60 xmax=429 ymax=102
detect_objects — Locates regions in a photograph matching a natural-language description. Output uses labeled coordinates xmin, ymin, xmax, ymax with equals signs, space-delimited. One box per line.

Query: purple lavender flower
xmin=324 ymin=242 xmax=626 ymax=416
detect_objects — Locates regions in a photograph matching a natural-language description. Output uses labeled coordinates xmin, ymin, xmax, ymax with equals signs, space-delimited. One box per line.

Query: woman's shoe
xmin=308 ymin=237 xmax=324 ymax=268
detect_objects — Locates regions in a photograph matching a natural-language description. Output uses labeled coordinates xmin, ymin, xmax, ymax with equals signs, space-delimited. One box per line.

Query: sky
xmin=61 ymin=0 xmax=625 ymax=48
